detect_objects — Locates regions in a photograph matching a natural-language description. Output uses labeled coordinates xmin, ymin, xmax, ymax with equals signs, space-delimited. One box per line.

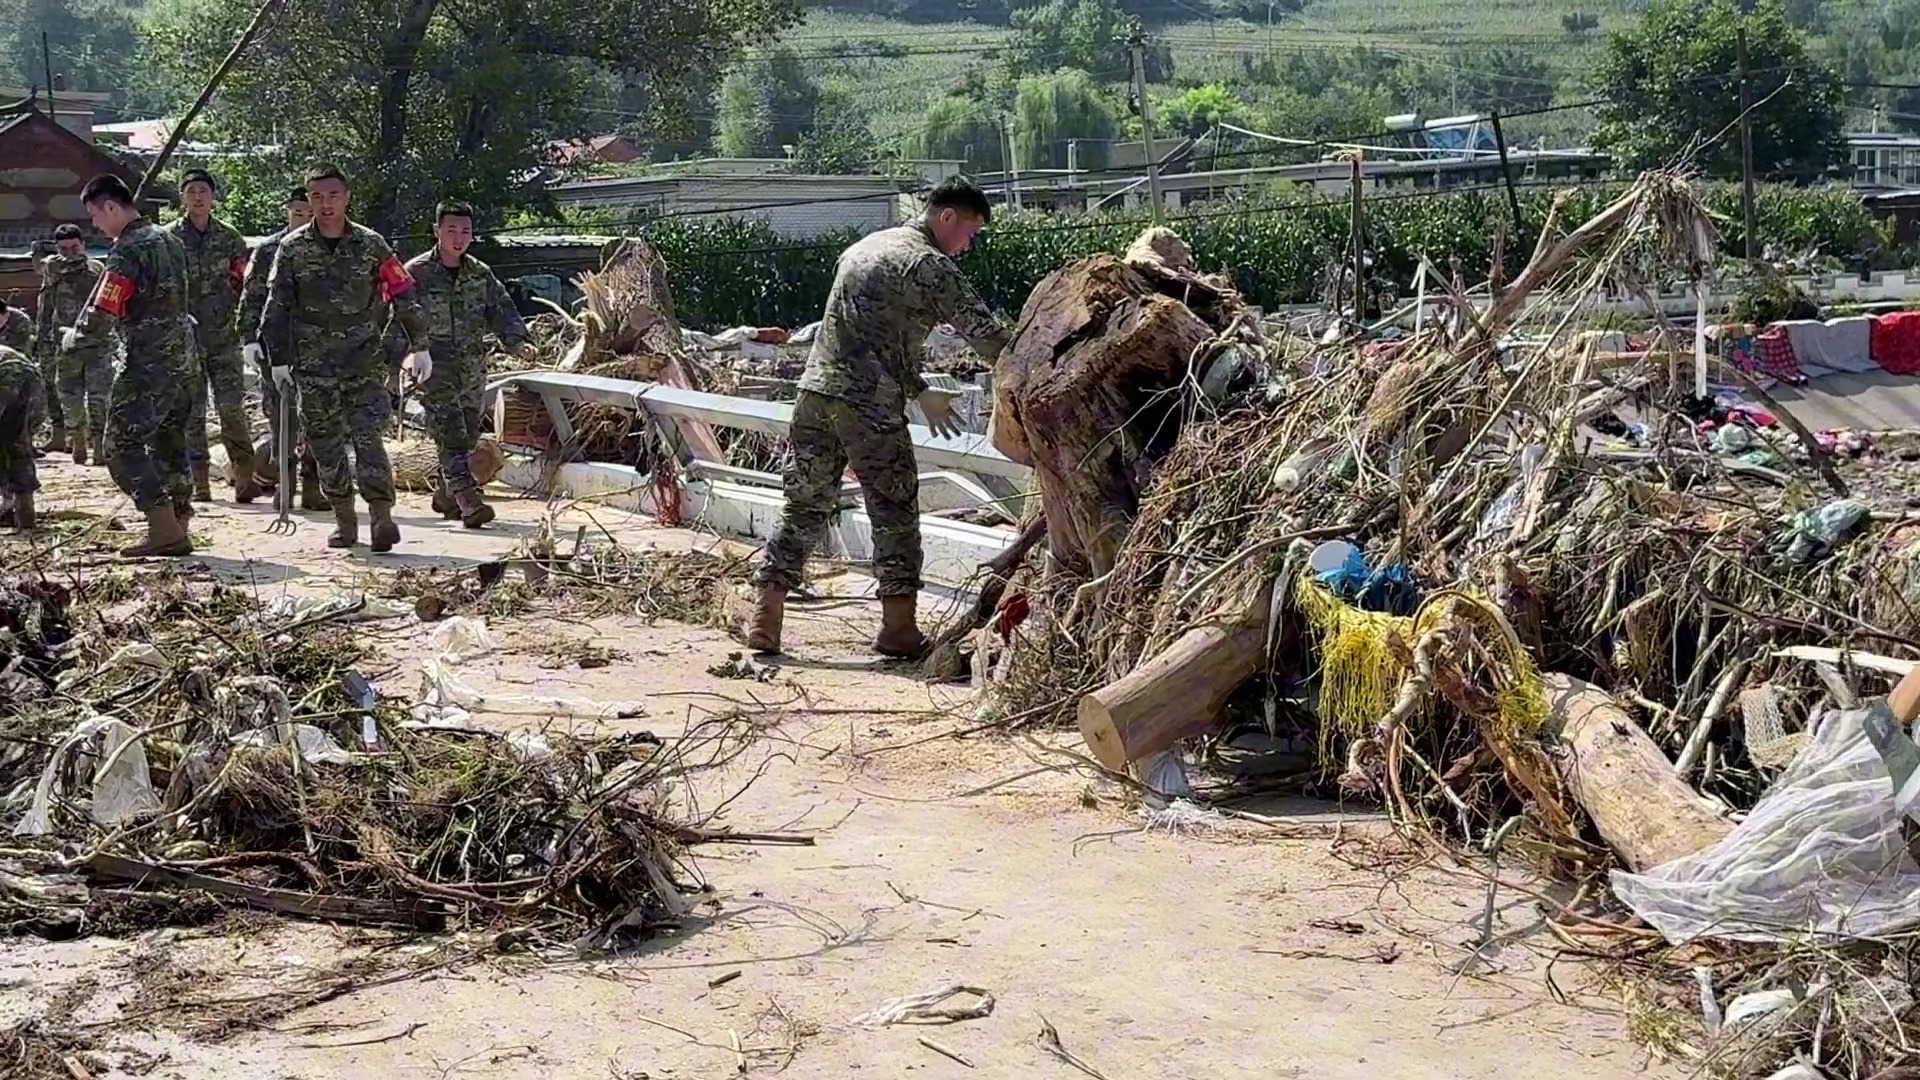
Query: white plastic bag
xmin=1613 ymin=705 xmax=1920 ymax=942
xmin=13 ymin=716 xmax=160 ymax=835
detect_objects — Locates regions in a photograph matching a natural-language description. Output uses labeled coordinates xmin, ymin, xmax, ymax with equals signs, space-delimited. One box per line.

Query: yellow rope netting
xmin=1292 ymin=576 xmax=1548 ymax=759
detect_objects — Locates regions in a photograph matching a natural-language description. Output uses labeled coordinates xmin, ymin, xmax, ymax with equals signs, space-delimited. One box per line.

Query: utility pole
xmin=1737 ymin=16 xmax=1757 ymax=267
xmin=1127 ymin=18 xmax=1164 ymax=225
xmin=1490 ymin=111 xmax=1524 ymax=237
xmin=41 ymin=32 xmax=55 ymax=130
xmin=1003 ymin=116 xmax=1021 ymax=211
xmin=1349 ymin=156 xmax=1365 ymax=322
xmin=998 ymin=116 xmax=1014 ymax=207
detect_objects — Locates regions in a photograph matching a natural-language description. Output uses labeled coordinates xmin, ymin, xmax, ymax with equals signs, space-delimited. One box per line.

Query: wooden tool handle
xmin=1891 ymin=666 xmax=1920 ymax=724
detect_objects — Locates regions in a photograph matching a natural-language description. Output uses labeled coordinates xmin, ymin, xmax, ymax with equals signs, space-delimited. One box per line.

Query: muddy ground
xmin=1 ymin=458 xmax=1678 ymax=1079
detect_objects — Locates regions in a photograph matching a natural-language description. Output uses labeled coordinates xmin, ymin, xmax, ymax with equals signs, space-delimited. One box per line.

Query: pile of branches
xmin=964 ymin=172 xmax=1920 ymax=1074
xmin=382 ymin=532 xmax=752 ymax=628
xmin=0 ymin=563 xmax=760 ymax=950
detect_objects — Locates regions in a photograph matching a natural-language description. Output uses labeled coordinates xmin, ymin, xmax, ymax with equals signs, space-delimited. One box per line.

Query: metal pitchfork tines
xmin=268 ymin=381 xmax=297 ymax=535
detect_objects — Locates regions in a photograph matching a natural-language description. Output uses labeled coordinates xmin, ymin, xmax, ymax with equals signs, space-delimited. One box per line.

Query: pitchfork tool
xmin=268 ymin=383 xmax=297 ymax=535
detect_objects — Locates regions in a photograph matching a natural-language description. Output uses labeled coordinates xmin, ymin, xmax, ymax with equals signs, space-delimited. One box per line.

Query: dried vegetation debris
xmin=951 ymin=171 xmax=1920 ymax=1077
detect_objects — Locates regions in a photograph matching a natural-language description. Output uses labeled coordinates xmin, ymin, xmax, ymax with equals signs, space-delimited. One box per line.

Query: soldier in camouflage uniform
xmin=168 ymin=169 xmax=261 ymax=503
xmin=384 ymin=201 xmax=530 ymax=529
xmin=36 ymin=224 xmax=108 ymax=464
xmin=748 ymin=177 xmax=1009 ymax=658
xmin=0 ymin=344 xmax=41 ymax=531
xmin=238 ymin=186 xmax=325 ymax=511
xmin=70 ymin=174 xmax=197 ymax=557
xmin=261 ymin=165 xmax=429 ymax=553
xmin=0 ymin=301 xmax=34 ymax=448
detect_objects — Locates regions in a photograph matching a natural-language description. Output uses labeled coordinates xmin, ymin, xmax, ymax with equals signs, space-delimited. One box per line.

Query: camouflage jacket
xmin=236 ymin=228 xmax=289 ymax=350
xmin=261 ymin=221 xmax=429 ymax=378
xmin=167 ymin=214 xmax=250 ymax=349
xmin=797 ymin=221 xmax=1008 ymax=418
xmin=0 ymin=305 xmax=31 ymax=356
xmin=34 ymin=254 xmax=105 ymax=360
xmin=0 ymin=343 xmax=38 ymax=402
xmin=70 ymin=218 xmax=193 ymax=375
xmin=384 ymin=251 xmax=527 ymax=377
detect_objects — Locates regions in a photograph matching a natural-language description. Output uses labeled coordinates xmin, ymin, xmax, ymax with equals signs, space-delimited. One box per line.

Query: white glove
xmin=402 ymin=350 xmax=433 ymax=384
xmin=917 ymin=387 xmax=964 ymax=440
xmin=271 ymin=365 xmax=292 ymax=388
xmin=243 ymin=342 xmax=263 ymax=366
xmin=60 ymin=328 xmax=77 ymax=352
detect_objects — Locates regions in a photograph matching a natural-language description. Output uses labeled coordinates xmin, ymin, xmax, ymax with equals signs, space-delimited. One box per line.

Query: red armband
xmin=96 ymin=272 xmax=137 ymax=319
xmin=228 ymin=256 xmax=248 ymax=291
xmin=377 ymin=256 xmax=415 ymax=302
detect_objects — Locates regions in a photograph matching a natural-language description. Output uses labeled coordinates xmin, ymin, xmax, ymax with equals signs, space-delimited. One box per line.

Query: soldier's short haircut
xmin=927 ymin=176 xmax=992 ymax=225
xmin=304 ymin=164 xmax=348 ymax=187
xmin=180 ymin=168 xmax=217 ymax=192
xmin=81 ymin=174 xmax=136 ymax=208
xmin=435 ymin=201 xmax=475 ymax=223
xmin=52 ymin=223 xmax=84 ymax=241
xmin=285 ymin=186 xmax=310 ymax=204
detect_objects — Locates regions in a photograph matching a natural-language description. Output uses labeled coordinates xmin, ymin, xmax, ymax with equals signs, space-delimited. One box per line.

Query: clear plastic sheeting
xmin=1614 ymin=705 xmax=1920 ymax=942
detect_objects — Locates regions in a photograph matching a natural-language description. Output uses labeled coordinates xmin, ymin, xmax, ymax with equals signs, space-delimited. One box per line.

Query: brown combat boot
xmin=873 ymin=595 xmax=930 ymax=660
xmin=327 ymin=505 xmax=359 ymax=549
xmin=367 ymin=500 xmax=401 ymax=553
xmin=744 ymin=584 xmax=786 ymax=655
xmin=9 ymin=491 xmax=34 ymax=532
xmin=191 ymin=462 xmax=212 ymax=502
xmin=431 ymin=484 xmax=459 ymax=519
xmin=232 ymin=453 xmax=263 ymax=504
xmin=300 ymin=460 xmax=331 ymax=511
xmin=68 ymin=432 xmax=87 ymax=465
xmin=455 ymin=489 xmax=495 ymax=529
xmin=122 ymin=504 xmax=191 ymax=557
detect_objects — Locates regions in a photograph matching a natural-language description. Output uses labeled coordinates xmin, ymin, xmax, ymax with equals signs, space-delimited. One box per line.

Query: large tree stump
xmin=1546 ymin=673 xmax=1733 ymax=871
xmin=992 ymin=254 xmax=1221 ymax=578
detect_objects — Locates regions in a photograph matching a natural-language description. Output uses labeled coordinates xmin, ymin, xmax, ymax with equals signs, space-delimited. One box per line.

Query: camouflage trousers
xmin=187 ymin=337 xmax=256 ymax=475
xmin=29 ymin=349 xmax=62 ymax=438
xmin=0 ymin=361 xmax=42 ymax=494
xmin=58 ymin=346 xmax=112 ymax=449
xmin=105 ymin=365 xmax=194 ymax=512
xmin=754 ymin=390 xmax=921 ymax=597
xmin=422 ymin=363 xmax=485 ymax=497
xmin=298 ymin=372 xmax=395 ymax=505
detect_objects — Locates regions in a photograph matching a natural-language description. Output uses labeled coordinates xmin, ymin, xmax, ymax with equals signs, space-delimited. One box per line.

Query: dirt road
xmin=2 ymin=460 xmax=1673 ymax=1079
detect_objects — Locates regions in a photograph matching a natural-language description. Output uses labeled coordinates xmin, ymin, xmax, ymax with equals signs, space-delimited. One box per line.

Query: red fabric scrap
xmin=1753 ymin=326 xmax=1805 ymax=384
xmin=994 ymin=593 xmax=1031 ymax=641
xmin=1873 ymin=311 xmax=1920 ymax=376
xmin=751 ymin=327 xmax=791 ymax=344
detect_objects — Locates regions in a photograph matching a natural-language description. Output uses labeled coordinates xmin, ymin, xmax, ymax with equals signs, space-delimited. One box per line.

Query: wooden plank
xmin=84 ymin=852 xmax=444 ymax=928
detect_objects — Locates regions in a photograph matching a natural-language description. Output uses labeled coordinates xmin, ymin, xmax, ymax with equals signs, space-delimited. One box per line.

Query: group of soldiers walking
xmin=0 ymin=165 xmax=531 ymax=556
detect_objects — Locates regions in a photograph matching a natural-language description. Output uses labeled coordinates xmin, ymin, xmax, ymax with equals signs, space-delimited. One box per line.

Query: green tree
xmin=1592 ymin=0 xmax=1845 ymax=180
xmin=790 ymin=78 xmax=878 ymax=173
xmin=1012 ymin=67 xmax=1117 ymax=170
xmin=1155 ymin=83 xmax=1245 ymax=139
xmin=907 ymin=93 xmax=1005 ymax=171
xmin=716 ymin=46 xmax=819 ymax=158
xmin=1006 ymin=0 xmax=1167 ymax=81
xmin=2 ymin=0 xmax=135 ymax=92
xmin=145 ymin=0 xmax=799 ymax=238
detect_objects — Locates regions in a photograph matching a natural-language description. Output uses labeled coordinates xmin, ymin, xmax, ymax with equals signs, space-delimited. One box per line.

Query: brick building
xmin=0 ymin=100 xmax=156 ymax=309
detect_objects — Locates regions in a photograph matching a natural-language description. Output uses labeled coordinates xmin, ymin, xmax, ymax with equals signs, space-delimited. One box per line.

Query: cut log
xmin=1078 ymin=608 xmax=1267 ymax=772
xmin=1544 ymin=673 xmax=1733 ymax=872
